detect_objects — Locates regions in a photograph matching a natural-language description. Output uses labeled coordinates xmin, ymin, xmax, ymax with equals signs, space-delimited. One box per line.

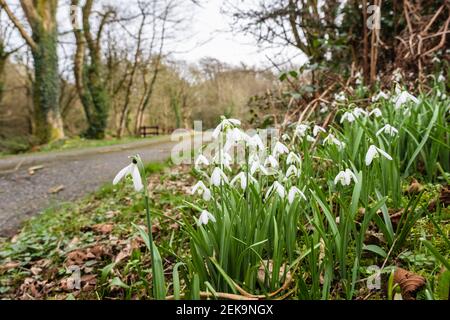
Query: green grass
xmin=0 ymin=135 xmax=162 ymax=158
xmin=0 ymin=160 xmax=192 ymax=299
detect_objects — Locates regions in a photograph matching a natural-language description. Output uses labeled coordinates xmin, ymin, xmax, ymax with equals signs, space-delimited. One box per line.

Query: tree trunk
xmin=29 ymin=3 xmax=64 ymax=143
xmin=1 ymin=0 xmax=64 ymax=143
xmin=76 ymin=0 xmax=110 ymax=139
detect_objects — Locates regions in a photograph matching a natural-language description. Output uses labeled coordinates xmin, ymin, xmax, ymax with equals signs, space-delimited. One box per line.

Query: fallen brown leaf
xmin=406 ymin=179 xmax=424 ymax=195
xmin=394 ymin=267 xmax=426 ymax=300
xmin=92 ymin=223 xmax=114 ymax=234
xmin=28 ymin=165 xmax=44 ymax=175
xmin=48 ymin=185 xmax=64 ymax=194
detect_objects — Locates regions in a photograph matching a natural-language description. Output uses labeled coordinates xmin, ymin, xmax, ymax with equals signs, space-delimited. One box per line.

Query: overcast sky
xmin=4 ymin=0 xmax=307 ymax=70
xmin=169 ymin=0 xmax=307 ymax=68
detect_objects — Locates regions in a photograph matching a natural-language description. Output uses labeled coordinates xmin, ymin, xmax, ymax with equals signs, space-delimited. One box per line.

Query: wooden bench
xmin=139 ymin=126 xmax=160 ymax=138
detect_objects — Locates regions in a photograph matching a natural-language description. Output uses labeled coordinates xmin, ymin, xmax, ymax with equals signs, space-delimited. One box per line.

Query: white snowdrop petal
xmin=131 ymin=164 xmax=144 ymax=191
xmin=376 ymin=147 xmax=393 ymax=161
xmin=113 ymin=164 xmax=133 ymax=185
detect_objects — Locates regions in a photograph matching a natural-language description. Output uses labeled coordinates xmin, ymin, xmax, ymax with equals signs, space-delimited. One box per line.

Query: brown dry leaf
xmin=439 ymin=185 xmax=450 ymax=207
xmin=394 ymin=267 xmax=426 ymax=300
xmin=30 ymin=267 xmax=42 ymax=276
xmin=389 ymin=208 xmax=405 ymax=229
xmin=114 ymin=247 xmax=131 ymax=264
xmin=92 ymin=223 xmax=114 ymax=234
xmin=48 ymin=185 xmax=64 ymax=194
xmin=66 ymin=250 xmax=87 ymax=266
xmin=28 ymin=165 xmax=44 ymax=176
xmin=364 ymin=230 xmax=385 ymax=245
xmin=406 ymin=179 xmax=424 ymax=195
xmin=169 ymin=223 xmax=180 ymax=231
xmin=257 ymin=260 xmax=291 ymax=285
xmin=0 ymin=261 xmax=20 ymax=272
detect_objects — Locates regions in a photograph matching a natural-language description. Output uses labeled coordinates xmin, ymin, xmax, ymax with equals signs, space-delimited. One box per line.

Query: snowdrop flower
xmin=288 ymin=187 xmax=306 ymax=204
xmin=198 ymin=210 xmax=216 ymax=225
xmin=247 ymin=134 xmax=265 ymax=150
xmin=365 ymin=145 xmax=393 ymax=166
xmin=306 ymin=135 xmax=315 ymax=143
xmin=335 ymin=91 xmax=346 ymax=102
xmin=210 ymin=167 xmax=228 ymax=186
xmin=320 ymin=103 xmax=329 ymax=114
xmin=191 ymin=181 xmax=211 ymax=201
xmin=250 ymin=161 xmax=268 ymax=176
xmin=376 ymin=124 xmax=399 ymax=137
xmin=294 ymin=124 xmax=310 ymax=137
xmin=230 ymin=172 xmax=256 ymax=190
xmin=393 ymin=91 xmax=419 ymax=109
xmin=285 ymin=165 xmax=300 ymax=178
xmin=372 ymin=91 xmax=389 ymax=102
xmin=212 ymin=152 xmax=232 ymax=170
xmin=437 ymin=73 xmax=445 ymax=82
xmin=369 ymin=108 xmax=382 ymax=118
xmin=212 ymin=118 xmax=241 ymax=139
xmin=313 ymin=125 xmax=326 ymax=137
xmin=323 ymin=134 xmax=345 ymax=149
xmin=264 ymin=155 xmax=279 ymax=168
xmin=195 ymin=154 xmax=210 ymax=169
xmin=249 ymin=155 xmax=268 ymax=175
xmin=265 ymin=181 xmax=286 ymax=199
xmin=272 ymin=141 xmax=289 ymax=156
xmin=113 ymin=158 xmax=144 ymax=192
xmin=334 ymin=169 xmax=358 ymax=186
xmin=353 ymin=107 xmax=368 ymax=117
xmin=226 ymin=128 xmax=246 ymax=144
xmin=340 ymin=111 xmax=356 ymax=123
xmin=286 ymin=152 xmax=302 ymax=166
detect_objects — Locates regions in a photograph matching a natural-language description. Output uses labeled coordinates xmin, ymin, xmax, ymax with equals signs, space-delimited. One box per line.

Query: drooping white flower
xmin=313 ymin=125 xmax=326 ymax=137
xmin=334 ymin=169 xmax=358 ymax=186
xmin=250 ymin=161 xmax=268 ymax=176
xmin=247 ymin=134 xmax=265 ymax=150
xmin=306 ymin=135 xmax=315 ymax=142
xmin=393 ymin=91 xmax=419 ymax=109
xmin=340 ymin=111 xmax=356 ymax=123
xmin=212 ymin=118 xmax=241 ymax=139
xmin=113 ymin=159 xmax=144 ymax=192
xmin=195 ymin=154 xmax=210 ymax=168
xmin=265 ymin=181 xmax=286 ymax=199
xmin=376 ymin=124 xmax=399 ymax=137
xmin=335 ymin=92 xmax=346 ymax=102
xmin=294 ymin=124 xmax=310 ymax=138
xmin=288 ymin=186 xmax=306 ymax=204
xmin=319 ymin=103 xmax=329 ymax=114
xmin=198 ymin=210 xmax=216 ymax=225
xmin=285 ymin=165 xmax=300 ymax=178
xmin=231 ymin=172 xmax=256 ymax=190
xmin=272 ymin=141 xmax=289 ymax=156
xmin=372 ymin=91 xmax=389 ymax=102
xmin=212 ymin=151 xmax=232 ymax=170
xmin=191 ymin=181 xmax=212 ymax=201
xmin=210 ymin=167 xmax=229 ymax=186
xmin=365 ymin=145 xmax=393 ymax=166
xmin=323 ymin=134 xmax=345 ymax=149
xmin=369 ymin=108 xmax=383 ymax=118
xmin=286 ymin=152 xmax=302 ymax=166
xmin=353 ymin=107 xmax=368 ymax=117
xmin=264 ymin=155 xmax=279 ymax=168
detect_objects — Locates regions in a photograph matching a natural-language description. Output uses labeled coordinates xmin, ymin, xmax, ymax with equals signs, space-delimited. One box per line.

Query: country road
xmin=0 ymin=133 xmax=206 ymax=237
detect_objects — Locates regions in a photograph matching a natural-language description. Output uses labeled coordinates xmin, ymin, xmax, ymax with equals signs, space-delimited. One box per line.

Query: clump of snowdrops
xmin=182 ymin=85 xmax=449 ymax=299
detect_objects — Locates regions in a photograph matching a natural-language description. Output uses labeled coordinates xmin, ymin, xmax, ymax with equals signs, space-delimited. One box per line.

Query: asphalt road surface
xmin=0 ymin=133 xmax=204 ymax=237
